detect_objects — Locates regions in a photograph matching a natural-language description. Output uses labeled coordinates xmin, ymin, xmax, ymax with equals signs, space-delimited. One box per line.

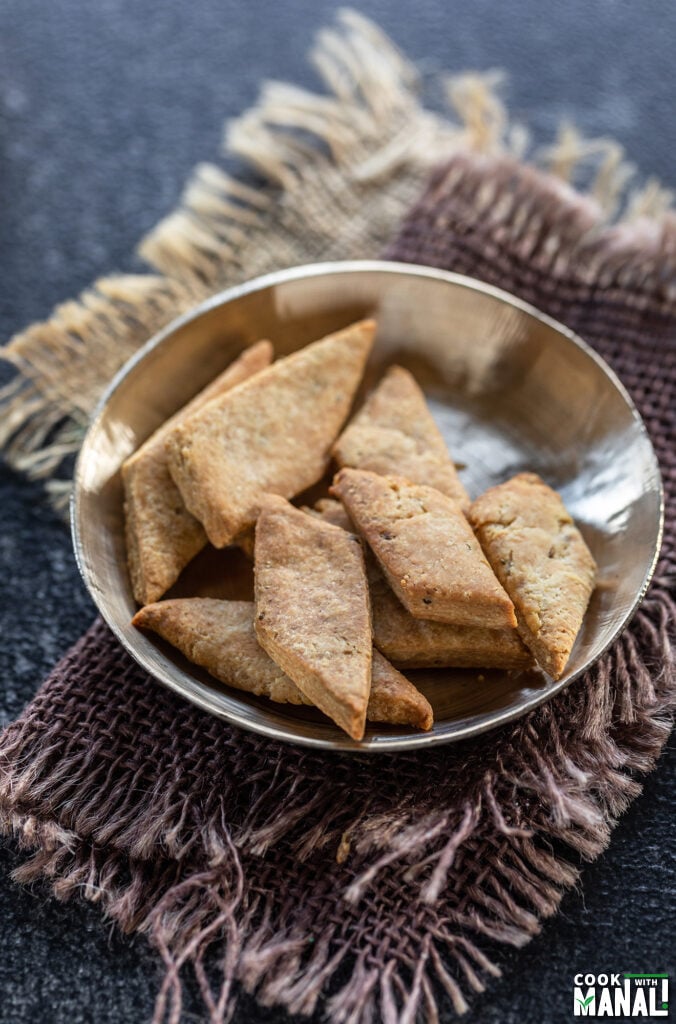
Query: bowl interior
xmin=73 ymin=262 xmax=663 ymax=751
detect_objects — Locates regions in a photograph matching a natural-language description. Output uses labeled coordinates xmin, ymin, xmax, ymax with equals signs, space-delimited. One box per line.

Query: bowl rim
xmin=71 ymin=259 xmax=665 ymax=752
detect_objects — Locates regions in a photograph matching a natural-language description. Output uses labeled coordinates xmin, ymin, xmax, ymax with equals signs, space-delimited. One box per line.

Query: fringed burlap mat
xmin=1 ymin=11 xmax=674 ymax=1024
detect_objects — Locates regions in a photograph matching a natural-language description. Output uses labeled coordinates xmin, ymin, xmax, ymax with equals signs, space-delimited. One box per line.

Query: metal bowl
xmin=72 ymin=261 xmax=663 ymax=752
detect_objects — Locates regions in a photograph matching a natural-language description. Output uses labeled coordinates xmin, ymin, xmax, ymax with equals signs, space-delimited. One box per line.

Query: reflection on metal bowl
xmin=72 ymin=261 xmax=663 ymax=752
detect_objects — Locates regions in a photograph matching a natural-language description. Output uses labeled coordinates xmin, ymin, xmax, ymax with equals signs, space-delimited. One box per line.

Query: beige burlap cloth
xmin=0 ymin=11 xmax=674 ymax=1024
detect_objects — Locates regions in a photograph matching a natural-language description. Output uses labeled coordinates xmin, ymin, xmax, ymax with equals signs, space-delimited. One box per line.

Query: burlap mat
xmin=1 ymin=11 xmax=674 ymax=1024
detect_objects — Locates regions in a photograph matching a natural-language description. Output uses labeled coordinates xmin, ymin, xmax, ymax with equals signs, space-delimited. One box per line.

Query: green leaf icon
xmin=576 ymin=995 xmax=595 ymax=1008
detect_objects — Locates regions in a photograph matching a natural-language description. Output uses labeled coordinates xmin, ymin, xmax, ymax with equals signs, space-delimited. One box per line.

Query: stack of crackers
xmin=126 ymin=320 xmax=596 ymax=741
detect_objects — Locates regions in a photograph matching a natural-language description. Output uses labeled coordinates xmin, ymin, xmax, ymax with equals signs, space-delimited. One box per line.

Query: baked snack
xmin=132 ymin=598 xmax=432 ymax=730
xmin=123 ymin=340 xmax=273 ymax=605
xmin=166 ymin=320 xmax=376 ymax=548
xmin=331 ymin=469 xmax=516 ymax=629
xmin=254 ymin=495 xmax=372 ymax=740
xmin=123 ymin=311 xmax=597 ymax=742
xmin=309 ymin=499 xmax=530 ymax=669
xmin=133 ymin=598 xmax=304 ymax=704
xmin=367 ymin=563 xmax=531 ymax=669
xmin=333 ymin=365 xmax=469 ymax=509
xmin=368 ymin=649 xmax=433 ymax=730
xmin=469 ymin=473 xmax=597 ymax=678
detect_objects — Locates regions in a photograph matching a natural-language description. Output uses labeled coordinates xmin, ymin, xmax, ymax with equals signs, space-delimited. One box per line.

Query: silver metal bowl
xmin=72 ymin=261 xmax=664 ymax=752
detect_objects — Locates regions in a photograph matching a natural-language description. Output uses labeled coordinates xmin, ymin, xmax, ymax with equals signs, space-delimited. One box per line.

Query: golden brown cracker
xmin=333 ymin=365 xmax=469 ymax=508
xmin=167 ymin=320 xmax=375 ymax=548
xmin=311 ymin=498 xmax=529 ymax=669
xmin=469 ymin=473 xmax=596 ymax=678
xmin=133 ymin=598 xmax=432 ymax=729
xmin=123 ymin=340 xmax=273 ymax=604
xmin=331 ymin=469 xmax=516 ymax=629
xmin=254 ymin=494 xmax=372 ymax=740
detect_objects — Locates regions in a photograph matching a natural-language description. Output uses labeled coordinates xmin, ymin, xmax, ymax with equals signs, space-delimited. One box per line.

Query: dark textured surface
xmin=0 ymin=1 xmax=674 ymax=1022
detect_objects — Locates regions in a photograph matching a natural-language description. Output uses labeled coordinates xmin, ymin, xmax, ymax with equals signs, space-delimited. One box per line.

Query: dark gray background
xmin=0 ymin=1 xmax=674 ymax=1022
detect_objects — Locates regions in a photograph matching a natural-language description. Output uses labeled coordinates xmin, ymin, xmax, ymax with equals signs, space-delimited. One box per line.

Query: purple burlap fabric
xmin=1 ymin=155 xmax=675 ymax=1024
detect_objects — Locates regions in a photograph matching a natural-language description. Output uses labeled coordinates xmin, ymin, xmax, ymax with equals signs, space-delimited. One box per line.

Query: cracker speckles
xmin=254 ymin=495 xmax=372 ymax=740
xmin=469 ymin=473 xmax=596 ymax=678
xmin=333 ymin=365 xmax=469 ymax=509
xmin=331 ymin=469 xmax=516 ymax=629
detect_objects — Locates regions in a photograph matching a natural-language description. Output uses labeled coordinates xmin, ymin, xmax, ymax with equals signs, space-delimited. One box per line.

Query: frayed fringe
xmin=0 ymin=820 xmax=508 ymax=1024
xmin=1 ymin=587 xmax=673 ymax=1022
xmin=0 ymin=275 xmax=196 ymax=500
xmin=2 ymin=594 xmax=673 ymax=884
xmin=1 ymin=9 xmax=673 ymax=497
xmin=397 ymin=151 xmax=676 ymax=307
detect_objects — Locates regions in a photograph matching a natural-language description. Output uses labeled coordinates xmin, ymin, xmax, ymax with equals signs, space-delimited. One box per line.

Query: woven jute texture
xmin=1 ymin=11 xmax=675 ymax=1024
